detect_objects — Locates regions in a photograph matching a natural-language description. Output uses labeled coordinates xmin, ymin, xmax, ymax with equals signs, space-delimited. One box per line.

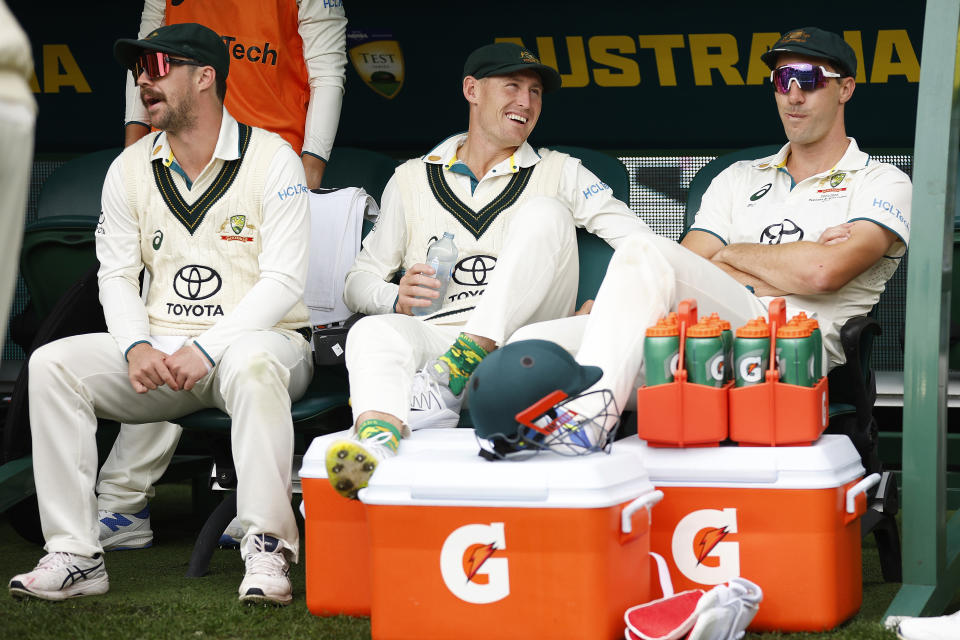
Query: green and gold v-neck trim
xmin=426 ymin=162 xmax=533 ymax=239
xmin=152 ymin=123 xmax=252 ymax=235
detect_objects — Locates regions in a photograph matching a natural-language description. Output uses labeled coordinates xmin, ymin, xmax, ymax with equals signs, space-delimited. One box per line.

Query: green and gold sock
xmin=356 ymin=419 xmax=402 ymax=453
xmin=436 ymin=333 xmax=489 ymax=396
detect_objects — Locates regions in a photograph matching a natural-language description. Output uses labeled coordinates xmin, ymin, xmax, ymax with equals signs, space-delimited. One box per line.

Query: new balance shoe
xmin=98 ymin=506 xmax=153 ymax=550
xmin=408 ymin=359 xmax=463 ymax=430
xmin=219 ymin=517 xmax=244 ymax=549
xmin=325 ymin=421 xmax=401 ymax=499
xmin=238 ymin=534 xmax=291 ymax=605
xmin=9 ymin=552 xmax=109 ymax=601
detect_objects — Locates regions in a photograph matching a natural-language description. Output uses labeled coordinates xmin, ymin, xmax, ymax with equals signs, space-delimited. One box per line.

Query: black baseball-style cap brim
xmin=760 ymin=27 xmax=857 ymax=77
xmin=114 ymin=22 xmax=229 ymax=80
xmin=463 ymin=42 xmax=562 ymax=93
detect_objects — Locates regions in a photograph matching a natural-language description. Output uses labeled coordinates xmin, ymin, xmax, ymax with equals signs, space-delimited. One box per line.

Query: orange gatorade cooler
xmin=620 ymin=435 xmax=879 ymax=632
xmin=299 ymin=428 xmax=481 ymax=617
xmin=360 ymin=430 xmax=662 ymax=640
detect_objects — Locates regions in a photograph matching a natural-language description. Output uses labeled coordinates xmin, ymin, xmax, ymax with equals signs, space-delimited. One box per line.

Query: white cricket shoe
xmin=98 ymin=506 xmax=153 ymax=550
xmin=325 ymin=425 xmax=400 ymax=499
xmin=238 ymin=534 xmax=291 ymax=605
xmin=9 ymin=552 xmax=109 ymax=601
xmin=896 ymin=610 xmax=960 ymax=640
xmin=408 ymin=359 xmax=463 ymax=430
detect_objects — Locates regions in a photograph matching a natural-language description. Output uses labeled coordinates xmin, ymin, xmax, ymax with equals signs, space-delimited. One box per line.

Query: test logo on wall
xmin=439 ymin=522 xmax=510 ymax=604
xmin=347 ymin=29 xmax=405 ymax=99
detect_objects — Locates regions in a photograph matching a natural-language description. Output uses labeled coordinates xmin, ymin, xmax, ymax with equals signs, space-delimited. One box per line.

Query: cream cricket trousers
xmin=0 ymin=100 xmax=33 ymax=343
xmin=29 ymin=328 xmax=313 ymax=561
xmin=346 ymin=196 xmax=580 ymax=426
xmin=510 ymin=233 xmax=796 ymax=428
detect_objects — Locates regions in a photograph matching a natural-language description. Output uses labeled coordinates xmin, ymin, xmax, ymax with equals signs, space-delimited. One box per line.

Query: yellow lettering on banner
xmin=688 ymin=34 xmax=743 ymax=86
xmin=589 ymin=35 xmax=640 ymax=87
xmin=843 ymin=31 xmax=867 ymax=82
xmin=745 ymin=32 xmax=780 ymax=85
xmin=870 ymin=29 xmax=921 ymax=83
xmin=536 ymin=36 xmax=589 ymax=88
xmin=637 ymin=34 xmax=684 ymax=86
xmin=28 ymin=69 xmax=40 ymax=93
xmin=494 ymin=37 xmax=525 ymax=47
xmin=42 ymin=44 xmax=92 ymax=93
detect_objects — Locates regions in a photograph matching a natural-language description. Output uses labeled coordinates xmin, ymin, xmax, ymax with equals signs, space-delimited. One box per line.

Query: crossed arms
xmin=681 ymin=221 xmax=898 ymax=297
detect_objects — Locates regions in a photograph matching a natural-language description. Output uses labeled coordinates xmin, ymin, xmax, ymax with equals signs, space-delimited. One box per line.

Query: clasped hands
xmin=126 ymin=342 xmax=209 ymax=394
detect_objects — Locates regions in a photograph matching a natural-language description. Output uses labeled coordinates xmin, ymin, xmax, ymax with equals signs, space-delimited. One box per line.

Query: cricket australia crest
xmin=219 ymin=214 xmax=256 ymax=242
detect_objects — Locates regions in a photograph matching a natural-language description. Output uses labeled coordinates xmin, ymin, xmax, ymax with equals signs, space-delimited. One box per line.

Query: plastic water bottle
xmin=413 ymin=232 xmax=458 ymax=316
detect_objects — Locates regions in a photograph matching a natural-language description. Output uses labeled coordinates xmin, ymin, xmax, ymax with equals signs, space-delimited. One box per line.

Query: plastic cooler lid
xmin=359 ymin=429 xmax=654 ymax=509
xmin=299 ymin=428 xmax=479 ymax=480
xmin=624 ymin=434 xmax=863 ymax=489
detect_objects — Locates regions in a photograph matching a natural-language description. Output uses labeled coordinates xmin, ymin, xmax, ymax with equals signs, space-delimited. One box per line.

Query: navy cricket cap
xmin=761 ymin=27 xmax=857 ymax=77
xmin=114 ymin=23 xmax=229 ymax=81
xmin=463 ymin=42 xmax=562 ymax=93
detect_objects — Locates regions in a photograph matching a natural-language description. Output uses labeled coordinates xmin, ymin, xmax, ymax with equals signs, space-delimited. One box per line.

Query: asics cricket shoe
xmin=408 ymin=359 xmax=463 ymax=429
xmin=219 ymin=516 xmax=244 ymax=549
xmin=238 ymin=534 xmax=291 ymax=605
xmin=325 ymin=421 xmax=401 ymax=499
xmin=98 ymin=506 xmax=153 ymax=550
xmin=9 ymin=552 xmax=109 ymax=601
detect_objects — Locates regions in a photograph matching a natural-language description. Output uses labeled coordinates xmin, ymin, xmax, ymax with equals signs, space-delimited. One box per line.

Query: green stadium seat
xmin=21 ymin=148 xmax=120 ymax=324
xmin=36 ymin=148 xmax=120 ymax=220
xmin=320 ymin=146 xmax=399 ymax=204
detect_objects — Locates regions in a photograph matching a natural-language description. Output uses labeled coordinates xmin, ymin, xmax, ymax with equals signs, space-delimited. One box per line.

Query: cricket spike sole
xmin=325 ymin=440 xmax=379 ymax=500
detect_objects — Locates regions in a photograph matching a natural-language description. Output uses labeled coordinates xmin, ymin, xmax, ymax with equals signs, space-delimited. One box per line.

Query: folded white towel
xmin=304 ymin=187 xmax=379 ymax=327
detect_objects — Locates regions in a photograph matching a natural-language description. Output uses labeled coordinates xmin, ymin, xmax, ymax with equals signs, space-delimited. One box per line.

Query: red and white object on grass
xmin=624 ymin=578 xmax=762 ymax=640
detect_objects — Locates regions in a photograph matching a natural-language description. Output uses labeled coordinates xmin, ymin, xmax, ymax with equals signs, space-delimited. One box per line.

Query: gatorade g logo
xmin=669 ymin=352 xmax=680 ymax=377
xmin=708 ymin=354 xmax=725 ymax=382
xmin=749 ymin=183 xmax=772 ymax=201
xmin=737 ymin=350 xmax=764 ymax=384
xmin=672 ymin=508 xmax=740 ymax=585
xmin=440 ymin=523 xmax=509 ymax=604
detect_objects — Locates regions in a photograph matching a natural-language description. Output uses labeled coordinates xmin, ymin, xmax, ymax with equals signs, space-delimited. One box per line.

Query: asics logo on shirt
xmin=749 ymin=183 xmax=772 ymax=201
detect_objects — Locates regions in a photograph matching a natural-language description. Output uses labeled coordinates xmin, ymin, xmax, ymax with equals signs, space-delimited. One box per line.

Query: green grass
xmin=0 ymin=481 xmax=919 ymax=640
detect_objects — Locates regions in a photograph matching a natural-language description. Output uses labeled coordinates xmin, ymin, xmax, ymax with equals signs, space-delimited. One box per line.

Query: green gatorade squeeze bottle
xmin=685 ymin=320 xmax=725 ymax=387
xmin=734 ymin=317 xmax=771 ymax=387
xmin=793 ymin=312 xmax=823 ymax=381
xmin=644 ymin=315 xmax=680 ymax=386
xmin=707 ymin=312 xmax=734 ymax=383
xmin=776 ymin=320 xmax=817 ymax=387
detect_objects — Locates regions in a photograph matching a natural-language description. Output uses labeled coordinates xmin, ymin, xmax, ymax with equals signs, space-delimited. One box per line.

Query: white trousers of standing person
xmin=345 ymin=196 xmax=580 ymax=427
xmin=0 ymin=100 xmax=33 ymax=343
xmin=28 ymin=328 xmax=313 ymax=562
